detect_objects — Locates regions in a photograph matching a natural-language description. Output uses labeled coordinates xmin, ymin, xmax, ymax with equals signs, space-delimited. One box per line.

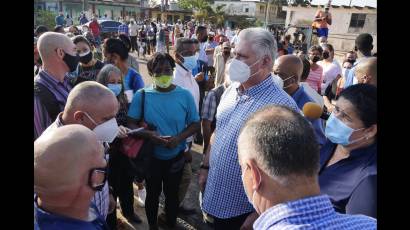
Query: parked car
xmin=82 ymin=20 xmax=122 ymax=40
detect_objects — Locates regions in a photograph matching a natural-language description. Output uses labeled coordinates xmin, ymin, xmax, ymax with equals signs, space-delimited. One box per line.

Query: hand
xmin=183 ymin=151 xmax=193 ymax=163
xmin=240 ymin=212 xmax=259 ymax=230
xmin=150 ymin=134 xmax=169 ymax=146
xmin=108 ymin=193 xmax=117 ymax=214
xmin=117 ymin=125 xmax=130 ymax=139
xmin=198 ymin=168 xmax=208 ymax=193
xmin=165 ymin=136 xmax=181 ymax=149
xmin=195 ymin=72 xmax=204 ymax=82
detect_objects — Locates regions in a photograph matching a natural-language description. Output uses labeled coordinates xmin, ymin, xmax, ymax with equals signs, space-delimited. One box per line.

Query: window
xmin=245 ymin=8 xmax=249 ymax=13
xmin=260 ymin=6 xmax=264 ymax=12
xmin=349 ymin=13 xmax=366 ymax=28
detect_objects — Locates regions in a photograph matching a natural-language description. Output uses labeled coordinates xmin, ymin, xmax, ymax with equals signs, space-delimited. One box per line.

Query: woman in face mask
xmin=127 ymin=52 xmax=200 ymax=229
xmin=96 ymin=64 xmax=144 ymax=227
xmin=103 ymin=38 xmax=145 ymax=103
xmin=318 ymin=44 xmax=342 ymax=95
xmin=319 ymin=84 xmax=377 ymax=218
xmin=320 ymin=44 xmax=343 ymax=112
xmin=306 ymin=45 xmax=323 ymax=94
xmin=71 ymin=35 xmax=105 ymax=86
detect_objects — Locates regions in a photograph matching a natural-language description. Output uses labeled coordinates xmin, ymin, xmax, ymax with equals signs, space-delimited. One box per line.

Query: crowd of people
xmin=34 ymin=13 xmax=377 ymax=230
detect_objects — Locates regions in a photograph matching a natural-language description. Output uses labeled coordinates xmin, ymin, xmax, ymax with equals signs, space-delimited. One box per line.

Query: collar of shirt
xmin=320 ymin=141 xmax=377 ymax=171
xmin=34 ymin=195 xmax=102 ymax=227
xmin=175 ymin=63 xmax=191 ymax=78
xmin=235 ymin=74 xmax=274 ymax=97
xmin=40 ymin=69 xmax=70 ymax=86
xmin=253 ymin=195 xmax=335 ymax=229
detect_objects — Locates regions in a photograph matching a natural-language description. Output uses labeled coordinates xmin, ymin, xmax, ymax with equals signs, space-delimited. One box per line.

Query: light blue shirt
xmin=124 ymin=68 xmax=144 ymax=93
xmin=344 ymin=57 xmax=370 ymax=89
xmin=127 ymin=86 xmax=200 ymax=160
xmin=253 ymin=195 xmax=376 ymax=230
xmin=202 ymin=76 xmax=299 ymax=218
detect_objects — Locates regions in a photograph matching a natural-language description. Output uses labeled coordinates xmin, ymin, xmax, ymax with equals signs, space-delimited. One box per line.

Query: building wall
xmin=283 ymin=6 xmax=377 ymax=53
xmin=214 ymin=1 xmax=279 ymax=24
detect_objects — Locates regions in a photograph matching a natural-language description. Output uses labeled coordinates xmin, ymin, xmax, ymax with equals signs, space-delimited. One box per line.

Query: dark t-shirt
xmin=72 ymin=60 xmax=105 ymax=86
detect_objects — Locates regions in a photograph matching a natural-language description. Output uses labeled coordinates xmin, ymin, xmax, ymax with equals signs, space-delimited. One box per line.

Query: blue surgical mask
xmin=107 ymin=83 xmax=122 ymax=96
xmin=325 ymin=113 xmax=365 ymax=146
xmin=182 ymin=55 xmax=198 ymax=70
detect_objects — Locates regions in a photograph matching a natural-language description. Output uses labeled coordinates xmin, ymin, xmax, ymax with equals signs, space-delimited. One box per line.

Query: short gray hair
xmin=175 ymin=37 xmax=194 ymax=54
xmin=239 ymin=27 xmax=277 ymax=62
xmin=96 ymin=64 xmax=122 ymax=86
xmin=65 ymin=81 xmax=115 ymax=112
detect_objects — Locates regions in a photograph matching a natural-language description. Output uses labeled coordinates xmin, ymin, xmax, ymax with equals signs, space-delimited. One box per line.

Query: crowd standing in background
xmin=34 ymin=12 xmax=377 ymax=230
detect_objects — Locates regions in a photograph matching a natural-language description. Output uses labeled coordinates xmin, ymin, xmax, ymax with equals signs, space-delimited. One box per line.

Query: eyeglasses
xmin=333 ymin=105 xmax=353 ymax=123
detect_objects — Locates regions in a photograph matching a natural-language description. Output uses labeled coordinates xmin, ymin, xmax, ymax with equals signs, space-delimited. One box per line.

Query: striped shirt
xmin=253 ymin=195 xmax=376 ymax=230
xmin=42 ymin=113 xmax=111 ymax=219
xmin=306 ymin=65 xmax=323 ymax=93
xmin=118 ymin=24 xmax=129 ymax=36
xmin=202 ymin=76 xmax=299 ymax=218
xmin=34 ymin=70 xmax=72 ymax=140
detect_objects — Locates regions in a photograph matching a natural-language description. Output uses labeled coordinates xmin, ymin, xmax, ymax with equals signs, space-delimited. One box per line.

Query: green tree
xmin=35 ymin=9 xmax=57 ymax=30
xmin=178 ymin=0 xmax=214 ymax=22
xmin=208 ymin=4 xmax=226 ymax=28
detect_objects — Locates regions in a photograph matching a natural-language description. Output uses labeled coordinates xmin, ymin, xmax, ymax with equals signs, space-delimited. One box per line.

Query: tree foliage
xmin=35 ymin=9 xmax=57 ymax=30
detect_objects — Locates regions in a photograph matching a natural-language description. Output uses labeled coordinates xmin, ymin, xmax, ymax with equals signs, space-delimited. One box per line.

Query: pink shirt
xmin=306 ymin=65 xmax=323 ymax=93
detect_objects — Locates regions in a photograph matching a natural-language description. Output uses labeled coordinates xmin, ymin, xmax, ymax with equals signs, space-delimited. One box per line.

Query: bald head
xmin=65 ymin=81 xmax=118 ymax=115
xmin=37 ymin=32 xmax=77 ymax=62
xmin=355 ymin=57 xmax=377 ymax=87
xmin=274 ymin=55 xmax=303 ymax=81
xmin=34 ymin=125 xmax=104 ymax=201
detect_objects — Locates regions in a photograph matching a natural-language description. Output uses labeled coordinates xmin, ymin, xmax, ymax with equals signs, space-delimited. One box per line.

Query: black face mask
xmin=63 ymin=52 xmax=80 ymax=72
xmin=322 ymin=51 xmax=330 ymax=59
xmin=347 ymin=59 xmax=356 ymax=64
xmin=79 ymin=51 xmax=93 ymax=64
xmin=223 ymin=51 xmax=230 ymax=56
xmin=311 ymin=55 xmax=320 ymax=63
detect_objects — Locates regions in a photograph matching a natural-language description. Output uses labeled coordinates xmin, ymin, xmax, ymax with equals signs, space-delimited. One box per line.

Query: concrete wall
xmin=283 ymin=6 xmax=377 ymax=53
xmin=214 ymin=1 xmax=280 ymax=24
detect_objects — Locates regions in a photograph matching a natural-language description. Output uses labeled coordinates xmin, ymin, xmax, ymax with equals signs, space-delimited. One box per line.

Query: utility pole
xmin=264 ymin=0 xmax=270 ymax=29
xmin=83 ymin=0 xmax=88 ymax=13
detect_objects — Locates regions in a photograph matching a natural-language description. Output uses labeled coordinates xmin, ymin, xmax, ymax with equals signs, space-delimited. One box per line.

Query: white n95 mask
xmin=84 ymin=112 xmax=119 ymax=143
xmin=228 ymin=59 xmax=261 ymax=83
xmin=272 ymin=74 xmax=284 ymax=88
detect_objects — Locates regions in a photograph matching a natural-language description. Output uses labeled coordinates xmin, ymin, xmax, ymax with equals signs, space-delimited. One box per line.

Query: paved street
xmin=115 ymin=52 xmax=212 ymax=230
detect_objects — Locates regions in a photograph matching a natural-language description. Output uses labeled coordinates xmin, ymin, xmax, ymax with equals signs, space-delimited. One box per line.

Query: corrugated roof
xmin=310 ymin=0 xmax=377 ymax=8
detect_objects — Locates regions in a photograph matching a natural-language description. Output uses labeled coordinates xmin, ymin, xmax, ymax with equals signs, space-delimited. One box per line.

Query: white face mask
xmin=241 ymin=165 xmax=260 ymax=214
xmin=84 ymin=112 xmax=119 ymax=143
xmin=228 ymin=58 xmax=262 ymax=83
xmin=272 ymin=74 xmax=284 ymax=88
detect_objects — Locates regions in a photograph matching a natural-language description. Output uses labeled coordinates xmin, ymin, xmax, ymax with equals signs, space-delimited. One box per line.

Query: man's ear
xmin=73 ymin=111 xmax=85 ymax=122
xmin=175 ymin=53 xmax=184 ymax=64
xmin=56 ymin=48 xmax=65 ymax=59
xmin=249 ymin=160 xmax=262 ymax=191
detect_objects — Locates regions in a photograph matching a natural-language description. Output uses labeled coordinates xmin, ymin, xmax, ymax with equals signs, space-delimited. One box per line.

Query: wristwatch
xmin=200 ymin=163 xmax=209 ymax=170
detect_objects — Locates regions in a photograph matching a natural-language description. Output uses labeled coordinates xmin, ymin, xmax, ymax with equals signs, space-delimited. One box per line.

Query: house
xmin=282 ymin=0 xmax=377 ymax=57
xmin=149 ymin=1 xmax=193 ymax=23
xmin=213 ymin=0 xmax=285 ymax=28
xmin=34 ymin=0 xmax=144 ymax=23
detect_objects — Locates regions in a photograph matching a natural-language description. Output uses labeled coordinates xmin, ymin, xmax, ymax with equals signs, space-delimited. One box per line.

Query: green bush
xmin=35 ymin=9 xmax=57 ymax=30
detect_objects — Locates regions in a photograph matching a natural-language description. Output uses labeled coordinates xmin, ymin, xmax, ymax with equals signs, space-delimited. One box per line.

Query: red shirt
xmin=89 ymin=21 xmax=100 ymax=37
